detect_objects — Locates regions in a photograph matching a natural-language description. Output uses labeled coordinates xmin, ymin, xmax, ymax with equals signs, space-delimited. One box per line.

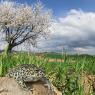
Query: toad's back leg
xmin=16 ymin=79 xmax=27 ymax=89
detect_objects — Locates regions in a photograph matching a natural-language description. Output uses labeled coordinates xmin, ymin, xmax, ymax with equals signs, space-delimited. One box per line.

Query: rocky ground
xmin=0 ymin=77 xmax=62 ymax=95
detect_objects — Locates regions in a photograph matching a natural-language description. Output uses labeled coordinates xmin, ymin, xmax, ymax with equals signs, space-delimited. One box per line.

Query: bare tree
xmin=0 ymin=1 xmax=52 ymax=53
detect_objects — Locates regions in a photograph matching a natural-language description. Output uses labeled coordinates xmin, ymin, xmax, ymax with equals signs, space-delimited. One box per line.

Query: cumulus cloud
xmin=36 ymin=9 xmax=95 ymax=54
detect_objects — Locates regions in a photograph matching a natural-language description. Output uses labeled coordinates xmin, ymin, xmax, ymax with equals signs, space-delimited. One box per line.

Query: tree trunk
xmin=5 ymin=44 xmax=13 ymax=54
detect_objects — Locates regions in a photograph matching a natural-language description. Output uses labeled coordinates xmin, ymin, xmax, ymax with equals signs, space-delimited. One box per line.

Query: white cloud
xmin=37 ymin=9 xmax=95 ymax=54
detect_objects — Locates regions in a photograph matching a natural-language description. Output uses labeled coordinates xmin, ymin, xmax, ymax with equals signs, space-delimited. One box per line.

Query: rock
xmin=82 ymin=75 xmax=95 ymax=95
xmin=52 ymin=86 xmax=62 ymax=95
xmin=0 ymin=77 xmax=62 ymax=95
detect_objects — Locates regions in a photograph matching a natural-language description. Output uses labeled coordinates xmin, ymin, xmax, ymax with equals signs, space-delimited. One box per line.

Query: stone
xmin=0 ymin=77 xmax=62 ymax=95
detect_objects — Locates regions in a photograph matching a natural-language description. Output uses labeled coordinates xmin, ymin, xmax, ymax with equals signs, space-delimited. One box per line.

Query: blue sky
xmin=15 ymin=0 xmax=95 ymax=17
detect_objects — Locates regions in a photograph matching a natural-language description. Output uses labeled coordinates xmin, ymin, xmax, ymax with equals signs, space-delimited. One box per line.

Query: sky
xmin=15 ymin=0 xmax=95 ymax=16
xmin=1 ymin=0 xmax=95 ymax=54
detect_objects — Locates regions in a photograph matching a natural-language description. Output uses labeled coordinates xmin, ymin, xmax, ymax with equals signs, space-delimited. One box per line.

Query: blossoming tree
xmin=0 ymin=1 xmax=52 ymax=53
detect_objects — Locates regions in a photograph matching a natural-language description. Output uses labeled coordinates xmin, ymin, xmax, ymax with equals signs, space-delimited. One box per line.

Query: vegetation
xmin=0 ymin=52 xmax=95 ymax=94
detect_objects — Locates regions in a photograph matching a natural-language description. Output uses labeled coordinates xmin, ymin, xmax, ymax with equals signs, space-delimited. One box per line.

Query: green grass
xmin=0 ymin=52 xmax=95 ymax=94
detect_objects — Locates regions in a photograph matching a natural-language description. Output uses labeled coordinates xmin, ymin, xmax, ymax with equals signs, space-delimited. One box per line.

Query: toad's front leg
xmin=41 ymin=77 xmax=55 ymax=95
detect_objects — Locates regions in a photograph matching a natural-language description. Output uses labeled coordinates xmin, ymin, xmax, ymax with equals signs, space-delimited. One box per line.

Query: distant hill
xmin=0 ymin=50 xmax=95 ymax=58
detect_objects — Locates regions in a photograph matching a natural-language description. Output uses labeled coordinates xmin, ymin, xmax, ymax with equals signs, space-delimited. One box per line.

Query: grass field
xmin=0 ymin=52 xmax=95 ymax=95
